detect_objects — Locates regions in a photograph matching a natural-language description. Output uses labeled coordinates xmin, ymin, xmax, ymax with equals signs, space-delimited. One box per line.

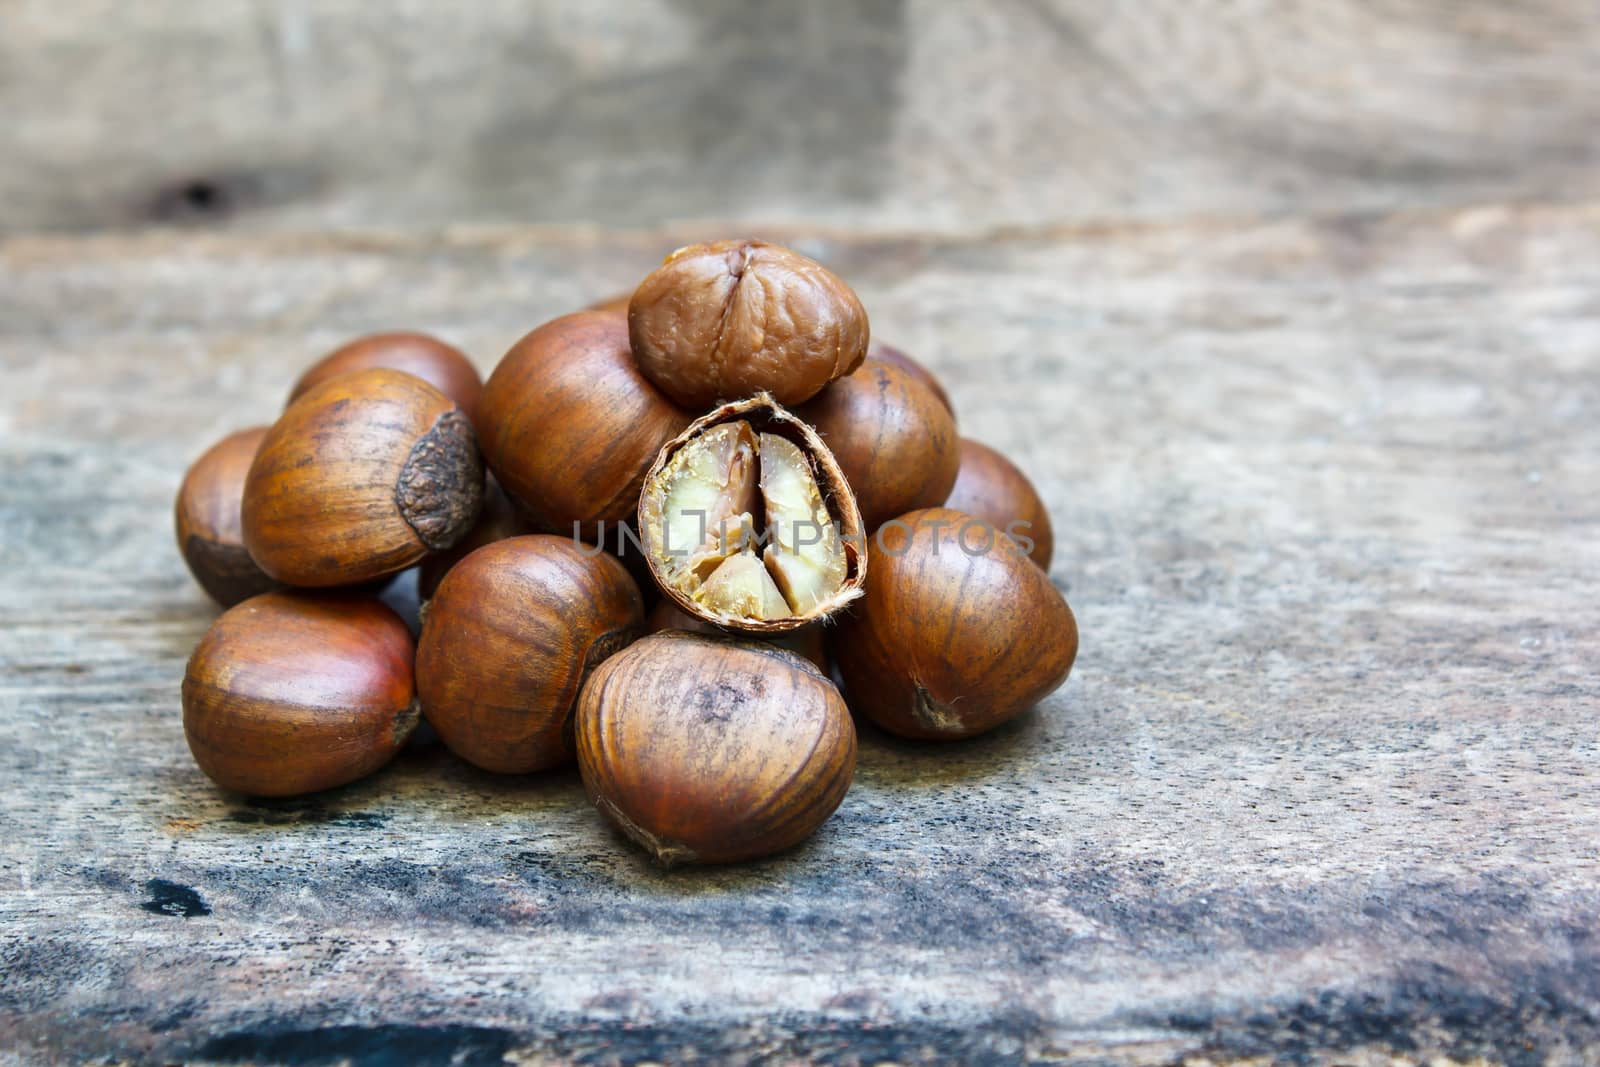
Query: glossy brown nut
xmin=479 ymin=311 xmax=691 ymax=537
xmin=417 ymin=536 xmax=645 ymax=774
xmin=646 ymin=600 xmax=829 ymax=674
xmin=628 ymin=239 xmax=869 ymax=408
xmin=288 ymin=332 xmax=483 ymax=426
xmin=416 ymin=474 xmax=532 ymax=601
xmin=244 ymin=368 xmax=483 ymax=587
xmin=869 ymin=342 xmax=954 ymax=418
xmin=797 ymin=357 xmax=961 ymax=533
xmin=575 ymin=632 xmax=856 ymax=867
xmin=944 ymin=438 xmax=1054 ymax=570
xmin=833 ymin=508 xmax=1077 ymax=740
xmin=638 ymin=393 xmax=866 ymax=633
xmin=174 ymin=426 xmax=280 ymax=606
xmin=182 ymin=591 xmax=419 ymax=796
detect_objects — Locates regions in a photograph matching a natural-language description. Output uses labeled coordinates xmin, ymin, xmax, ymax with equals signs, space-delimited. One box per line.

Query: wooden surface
xmin=1 ymin=207 xmax=1598 ymax=1064
xmin=7 ymin=0 xmax=1600 ymax=235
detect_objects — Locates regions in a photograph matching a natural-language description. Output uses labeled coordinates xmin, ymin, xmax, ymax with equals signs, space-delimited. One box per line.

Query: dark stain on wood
xmin=138 ymin=879 xmax=211 ymax=919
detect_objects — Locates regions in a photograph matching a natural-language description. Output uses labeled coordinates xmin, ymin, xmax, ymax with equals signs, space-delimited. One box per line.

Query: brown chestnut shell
xmin=288 ymin=332 xmax=483 ymax=427
xmin=182 ymin=591 xmax=419 ymax=796
xmin=868 ymin=342 xmax=954 ymax=418
xmin=796 ymin=357 xmax=961 ymax=533
xmin=646 ymin=600 xmax=829 ymax=674
xmin=478 ymin=311 xmax=692 ymax=537
xmin=174 ymin=425 xmax=281 ymax=606
xmin=628 ymin=239 xmax=869 ymax=408
xmin=638 ymin=393 xmax=866 ymax=633
xmin=944 ymin=438 xmax=1055 ymax=571
xmin=243 ymin=368 xmax=484 ymax=587
xmin=575 ymin=631 xmax=856 ymax=867
xmin=833 ymin=507 xmax=1077 ymax=740
xmin=416 ymin=474 xmax=533 ymax=602
xmin=416 ymin=535 xmax=645 ymax=775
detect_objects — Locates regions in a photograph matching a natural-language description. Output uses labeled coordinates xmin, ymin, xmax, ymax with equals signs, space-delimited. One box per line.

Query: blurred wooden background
xmin=6 ymin=0 xmax=1600 ymax=235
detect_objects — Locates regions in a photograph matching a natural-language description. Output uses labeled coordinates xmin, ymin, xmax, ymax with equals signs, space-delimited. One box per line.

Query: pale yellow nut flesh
xmin=759 ymin=433 xmax=847 ymax=615
xmin=694 ymin=551 xmax=793 ymax=620
xmin=649 ymin=421 xmax=848 ymax=622
xmin=653 ymin=422 xmax=758 ymax=587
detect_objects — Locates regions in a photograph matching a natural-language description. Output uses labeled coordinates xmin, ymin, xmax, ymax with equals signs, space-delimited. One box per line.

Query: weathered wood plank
xmin=1 ymin=206 xmax=1598 ymax=1063
xmin=5 ymin=0 xmax=1600 ymax=234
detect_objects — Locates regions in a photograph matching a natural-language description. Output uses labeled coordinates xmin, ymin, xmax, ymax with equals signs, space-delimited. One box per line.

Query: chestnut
xmin=638 ymin=393 xmax=865 ymax=632
xmin=416 ymin=535 xmax=645 ymax=774
xmin=174 ymin=426 xmax=280 ymax=606
xmin=628 ymin=239 xmax=869 ymax=408
xmin=243 ymin=368 xmax=483 ymax=587
xmin=869 ymin=342 xmax=954 ymax=418
xmin=575 ymin=631 xmax=855 ymax=867
xmin=478 ymin=311 xmax=691 ymax=536
xmin=182 ymin=591 xmax=419 ymax=796
xmin=833 ymin=507 xmax=1077 ymax=740
xmin=796 ymin=357 xmax=961 ymax=533
xmin=944 ymin=438 xmax=1054 ymax=570
xmin=416 ymin=474 xmax=531 ymax=602
xmin=646 ymin=600 xmax=829 ymax=674
xmin=287 ymin=331 xmax=483 ymax=427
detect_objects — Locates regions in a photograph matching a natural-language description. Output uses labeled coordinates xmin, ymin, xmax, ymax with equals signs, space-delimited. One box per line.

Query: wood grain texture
xmin=1 ymin=208 xmax=1598 ymax=1064
xmin=6 ymin=0 xmax=1600 ymax=234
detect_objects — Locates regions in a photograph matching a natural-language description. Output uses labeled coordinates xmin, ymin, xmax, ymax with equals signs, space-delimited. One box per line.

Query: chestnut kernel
xmin=478 ymin=311 xmax=691 ymax=535
xmin=797 ymin=357 xmax=961 ymax=533
xmin=628 ymin=239 xmax=869 ymax=408
xmin=174 ymin=426 xmax=280 ymax=606
xmin=182 ymin=591 xmax=419 ymax=796
xmin=646 ymin=600 xmax=829 ymax=674
xmin=288 ymin=331 xmax=483 ymax=427
xmin=944 ymin=438 xmax=1055 ymax=570
xmin=575 ymin=631 xmax=856 ymax=867
xmin=834 ymin=507 xmax=1077 ymax=740
xmin=243 ymin=368 xmax=484 ymax=587
xmin=869 ymin=342 xmax=955 ymax=418
xmin=416 ymin=535 xmax=645 ymax=774
xmin=639 ymin=393 xmax=865 ymax=632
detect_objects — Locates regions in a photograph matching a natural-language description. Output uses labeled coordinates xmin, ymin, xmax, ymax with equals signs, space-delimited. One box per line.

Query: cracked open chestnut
xmin=182 ymin=591 xmax=419 ymax=796
xmin=944 ymin=438 xmax=1054 ymax=570
xmin=575 ymin=631 xmax=855 ymax=867
xmin=288 ymin=331 xmax=483 ymax=427
xmin=833 ymin=507 xmax=1077 ymax=740
xmin=174 ymin=425 xmax=280 ymax=606
xmin=797 ymin=356 xmax=961 ymax=532
xmin=479 ymin=311 xmax=691 ymax=536
xmin=638 ymin=393 xmax=865 ymax=632
xmin=416 ymin=535 xmax=645 ymax=774
xmin=243 ymin=368 xmax=483 ymax=587
xmin=628 ymin=239 xmax=869 ymax=408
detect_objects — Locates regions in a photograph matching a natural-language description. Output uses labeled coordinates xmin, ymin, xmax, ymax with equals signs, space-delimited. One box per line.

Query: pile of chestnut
xmin=176 ymin=239 xmax=1078 ymax=867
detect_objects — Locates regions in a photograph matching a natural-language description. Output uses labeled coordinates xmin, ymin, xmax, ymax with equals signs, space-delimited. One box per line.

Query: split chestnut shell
xmin=637 ymin=393 xmax=865 ymax=633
